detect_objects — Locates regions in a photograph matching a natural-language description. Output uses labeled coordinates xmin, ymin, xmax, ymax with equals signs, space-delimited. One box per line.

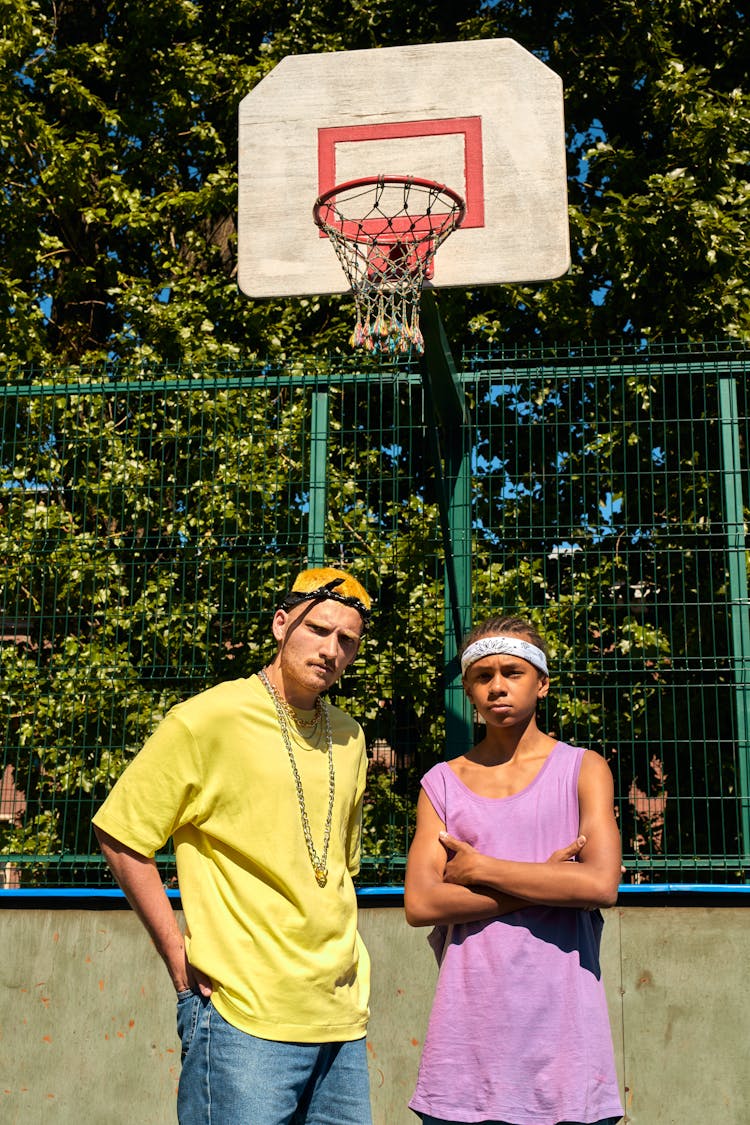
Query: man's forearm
xmin=404 ymin=878 xmax=526 ymax=927
xmin=455 ymin=853 xmax=618 ymax=908
xmin=95 ymin=828 xmax=189 ymax=991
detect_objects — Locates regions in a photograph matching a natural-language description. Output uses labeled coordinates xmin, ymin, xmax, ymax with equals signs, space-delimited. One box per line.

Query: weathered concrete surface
xmin=0 ymin=908 xmax=180 ymax=1124
xmin=1 ymin=905 xmax=748 ymax=1124
xmin=615 ymin=907 xmax=750 ymax=1123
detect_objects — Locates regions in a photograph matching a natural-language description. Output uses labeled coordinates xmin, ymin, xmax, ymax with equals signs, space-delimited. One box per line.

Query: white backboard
xmin=238 ymin=39 xmax=570 ymax=298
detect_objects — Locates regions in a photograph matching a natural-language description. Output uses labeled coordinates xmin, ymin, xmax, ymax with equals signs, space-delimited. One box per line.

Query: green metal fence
xmin=1 ymin=340 xmax=748 ymax=887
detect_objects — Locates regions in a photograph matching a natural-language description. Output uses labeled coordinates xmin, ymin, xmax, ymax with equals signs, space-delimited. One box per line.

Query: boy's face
xmin=271 ymin=597 xmax=363 ymax=706
xmin=463 ymin=650 xmax=548 ymax=728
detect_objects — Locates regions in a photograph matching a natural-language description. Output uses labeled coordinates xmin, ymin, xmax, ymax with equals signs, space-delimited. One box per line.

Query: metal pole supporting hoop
xmin=313 ymin=175 xmax=465 ymax=355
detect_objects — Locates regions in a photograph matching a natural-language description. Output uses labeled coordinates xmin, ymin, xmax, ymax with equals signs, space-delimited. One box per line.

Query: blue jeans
xmin=176 ymin=990 xmax=372 ymax=1124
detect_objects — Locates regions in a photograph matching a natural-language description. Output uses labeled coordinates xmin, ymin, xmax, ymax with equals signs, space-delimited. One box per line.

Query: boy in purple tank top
xmin=405 ymin=616 xmax=623 ymax=1125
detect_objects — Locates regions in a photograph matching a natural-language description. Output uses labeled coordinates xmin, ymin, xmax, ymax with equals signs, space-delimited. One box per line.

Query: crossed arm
xmin=94 ymin=826 xmax=212 ymax=996
xmin=403 ymin=751 xmax=621 ymax=927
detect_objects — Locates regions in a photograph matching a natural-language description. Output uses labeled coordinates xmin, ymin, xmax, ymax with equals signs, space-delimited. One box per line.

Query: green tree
xmin=459 ymin=1 xmax=750 ymax=342
xmin=0 ymin=369 xmax=452 ymax=882
xmin=1 ymin=2 xmax=748 ymax=886
xmin=0 ymin=1 xmax=748 ymax=365
xmin=463 ymin=353 xmax=745 ymax=876
xmin=2 ymin=350 xmax=747 ymax=884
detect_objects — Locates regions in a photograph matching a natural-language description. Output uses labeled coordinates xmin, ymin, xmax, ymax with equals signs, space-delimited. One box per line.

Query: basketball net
xmin=313 ymin=176 xmax=465 ymax=355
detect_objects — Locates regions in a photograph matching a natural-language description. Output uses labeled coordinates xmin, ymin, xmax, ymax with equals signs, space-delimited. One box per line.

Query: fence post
xmin=419 ymin=292 xmax=474 ymax=759
xmin=718 ymin=374 xmax=750 ymax=867
xmin=307 ymin=385 xmax=329 ymax=567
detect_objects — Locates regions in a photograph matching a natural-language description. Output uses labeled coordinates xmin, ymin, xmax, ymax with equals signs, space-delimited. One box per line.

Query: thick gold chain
xmin=259 ymin=669 xmax=323 ymax=731
xmin=258 ymin=669 xmax=335 ymax=887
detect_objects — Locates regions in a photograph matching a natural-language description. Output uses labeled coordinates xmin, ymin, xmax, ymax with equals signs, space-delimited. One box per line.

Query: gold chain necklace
xmin=259 ymin=667 xmax=323 ymax=733
xmin=258 ymin=669 xmax=335 ymax=887
xmin=278 ymin=689 xmax=322 ymax=732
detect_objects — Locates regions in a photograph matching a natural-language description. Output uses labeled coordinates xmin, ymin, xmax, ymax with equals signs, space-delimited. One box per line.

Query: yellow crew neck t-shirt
xmin=93 ymin=674 xmax=370 ymax=1043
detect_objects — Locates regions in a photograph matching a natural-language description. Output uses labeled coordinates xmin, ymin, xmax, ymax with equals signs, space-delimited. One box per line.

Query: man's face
xmin=463 ymin=652 xmax=548 ymax=729
xmin=271 ymin=597 xmax=363 ymax=706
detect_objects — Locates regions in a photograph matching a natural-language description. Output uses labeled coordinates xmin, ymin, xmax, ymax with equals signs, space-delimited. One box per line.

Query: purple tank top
xmin=409 ymin=743 xmax=623 ymax=1125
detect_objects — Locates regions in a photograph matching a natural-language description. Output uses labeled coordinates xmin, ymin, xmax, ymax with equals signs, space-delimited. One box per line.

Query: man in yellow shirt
xmin=94 ymin=567 xmax=373 ymax=1125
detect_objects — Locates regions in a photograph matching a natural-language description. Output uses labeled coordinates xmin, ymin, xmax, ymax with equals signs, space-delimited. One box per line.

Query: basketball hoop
xmin=313 ymin=176 xmax=465 ymax=355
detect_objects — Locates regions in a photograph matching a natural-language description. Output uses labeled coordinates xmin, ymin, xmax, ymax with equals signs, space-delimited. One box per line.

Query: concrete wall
xmin=1 ymin=903 xmax=748 ymax=1124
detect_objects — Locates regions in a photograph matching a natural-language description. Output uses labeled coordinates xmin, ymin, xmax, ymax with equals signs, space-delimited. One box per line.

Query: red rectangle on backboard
xmin=317 ymin=117 xmax=484 ymax=230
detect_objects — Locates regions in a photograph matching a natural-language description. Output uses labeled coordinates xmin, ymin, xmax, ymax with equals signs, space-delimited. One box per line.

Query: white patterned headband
xmin=460 ymin=636 xmax=549 ymax=677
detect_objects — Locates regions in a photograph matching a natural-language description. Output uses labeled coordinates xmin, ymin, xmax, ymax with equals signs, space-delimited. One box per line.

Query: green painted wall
xmin=1 ymin=905 xmax=747 ymax=1124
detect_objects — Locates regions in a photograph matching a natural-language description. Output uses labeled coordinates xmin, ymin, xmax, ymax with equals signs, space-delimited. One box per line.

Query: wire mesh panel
xmin=0 ymin=365 xmax=445 ymax=887
xmin=464 ymin=342 xmax=750 ymax=882
xmin=0 ymin=343 xmax=748 ymax=887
